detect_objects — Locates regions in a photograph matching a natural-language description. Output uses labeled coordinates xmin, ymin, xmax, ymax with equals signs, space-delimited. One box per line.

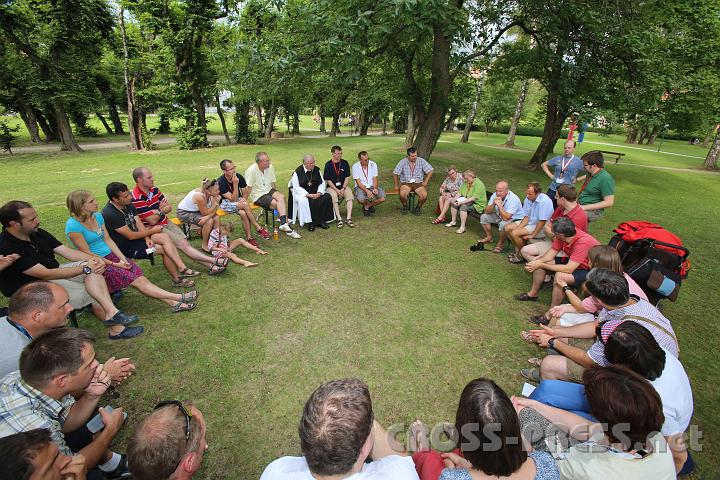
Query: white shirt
xmin=352 ymin=161 xmax=380 ymax=188
xmin=260 ymin=455 xmax=419 ymax=480
xmin=245 ymin=163 xmax=277 ymax=202
xmin=651 ymin=348 xmax=694 ymax=436
xmin=177 ymin=190 xmax=202 ymax=212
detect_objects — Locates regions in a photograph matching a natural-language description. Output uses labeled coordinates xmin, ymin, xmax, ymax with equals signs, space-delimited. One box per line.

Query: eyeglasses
xmin=154 ymin=400 xmax=193 ymax=442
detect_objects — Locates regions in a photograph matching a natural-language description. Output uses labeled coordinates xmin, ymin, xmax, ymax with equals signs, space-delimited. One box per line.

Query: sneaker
xmin=401 ymin=205 xmax=409 ymax=215
xmin=104 ymin=453 xmax=133 ymax=479
xmin=412 ymin=206 xmax=422 ymax=215
xmin=286 ymin=230 xmax=301 ymax=239
xmin=108 ymin=326 xmax=145 ymax=340
xmin=363 ymin=208 xmax=371 ymax=217
xmin=247 ymin=237 xmax=259 ymax=248
xmin=103 ymin=311 xmax=139 ymax=326
xmin=257 ymin=227 xmax=271 ymax=240
xmin=278 ymin=223 xmax=293 ymax=233
xmin=520 ymin=367 xmax=540 ymax=383
xmin=369 ymin=206 xmax=376 ymax=213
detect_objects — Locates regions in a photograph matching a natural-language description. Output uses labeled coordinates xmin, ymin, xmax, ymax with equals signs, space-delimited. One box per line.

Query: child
xmin=209 ymin=222 xmax=267 ymax=267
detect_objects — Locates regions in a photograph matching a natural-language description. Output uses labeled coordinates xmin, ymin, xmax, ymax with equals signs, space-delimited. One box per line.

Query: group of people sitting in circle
xmin=0 ymin=141 xmax=695 ymax=480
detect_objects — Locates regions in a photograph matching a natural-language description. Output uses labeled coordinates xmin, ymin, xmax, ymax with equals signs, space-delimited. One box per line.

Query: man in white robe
xmin=289 ymin=155 xmax=334 ymax=231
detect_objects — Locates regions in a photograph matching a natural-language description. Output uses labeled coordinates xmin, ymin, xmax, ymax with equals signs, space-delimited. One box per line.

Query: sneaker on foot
xmin=401 ymin=205 xmax=409 ymax=215
xmin=257 ymin=227 xmax=271 ymax=239
xmin=286 ymin=230 xmax=301 ymax=239
xmin=278 ymin=223 xmax=292 ymax=233
xmin=369 ymin=206 xmax=376 ymax=213
xmin=108 ymin=326 xmax=145 ymax=340
xmin=363 ymin=208 xmax=371 ymax=216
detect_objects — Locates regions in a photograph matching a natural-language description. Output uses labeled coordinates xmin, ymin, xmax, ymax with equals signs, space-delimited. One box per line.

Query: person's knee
xmin=540 ymin=356 xmax=567 ymax=380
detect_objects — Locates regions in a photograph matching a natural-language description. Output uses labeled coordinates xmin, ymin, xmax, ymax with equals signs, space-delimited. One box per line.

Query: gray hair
xmin=552 ymin=217 xmax=576 ymax=237
xmin=303 ymin=154 xmax=315 ymax=165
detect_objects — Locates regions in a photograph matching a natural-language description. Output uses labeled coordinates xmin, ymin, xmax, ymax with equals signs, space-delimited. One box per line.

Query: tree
xmin=705 ymin=129 xmax=720 ymax=169
xmin=505 ymin=79 xmax=529 ymax=147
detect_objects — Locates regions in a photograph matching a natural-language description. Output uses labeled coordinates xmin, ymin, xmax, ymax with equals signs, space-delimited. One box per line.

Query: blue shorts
xmin=554 ymin=257 xmax=588 ymax=286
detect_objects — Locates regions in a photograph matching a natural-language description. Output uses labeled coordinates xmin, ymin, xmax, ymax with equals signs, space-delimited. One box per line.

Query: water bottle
xmin=273 ymin=209 xmax=279 ymax=222
xmin=273 ymin=227 xmax=279 ymax=241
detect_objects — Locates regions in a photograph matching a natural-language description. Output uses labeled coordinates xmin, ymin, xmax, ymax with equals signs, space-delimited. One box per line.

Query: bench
xmin=599 ymin=150 xmax=626 ymax=164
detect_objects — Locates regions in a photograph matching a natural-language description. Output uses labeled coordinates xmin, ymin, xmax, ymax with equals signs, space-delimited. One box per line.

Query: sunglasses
xmin=154 ymin=400 xmax=193 ymax=442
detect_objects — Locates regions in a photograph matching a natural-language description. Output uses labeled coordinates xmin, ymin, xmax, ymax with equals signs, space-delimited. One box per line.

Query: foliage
xmin=175 ymin=112 xmax=205 ymax=150
xmin=0 ymin=119 xmax=20 ymax=153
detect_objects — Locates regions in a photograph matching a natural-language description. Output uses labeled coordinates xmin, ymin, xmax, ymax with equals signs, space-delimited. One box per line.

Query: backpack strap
xmin=619 ymin=314 xmax=679 ymax=353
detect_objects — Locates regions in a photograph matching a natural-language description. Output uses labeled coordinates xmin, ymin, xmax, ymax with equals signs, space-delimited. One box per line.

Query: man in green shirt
xmin=578 ymin=151 xmax=615 ymax=222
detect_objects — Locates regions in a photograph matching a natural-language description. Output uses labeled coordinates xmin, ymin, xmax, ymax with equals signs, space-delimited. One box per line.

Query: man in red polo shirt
xmin=515 ymin=217 xmax=599 ymax=305
xmin=130 ymin=167 xmax=226 ymax=275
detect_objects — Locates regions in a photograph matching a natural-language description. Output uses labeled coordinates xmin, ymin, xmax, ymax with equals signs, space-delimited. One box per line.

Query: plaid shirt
xmin=0 ymin=372 xmax=75 ymax=455
xmin=393 ymin=157 xmax=433 ymax=183
xmin=587 ymin=297 xmax=679 ymax=366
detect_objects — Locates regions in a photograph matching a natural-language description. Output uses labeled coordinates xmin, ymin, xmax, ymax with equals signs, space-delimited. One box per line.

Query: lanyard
xmin=332 ymin=161 xmax=342 ymax=180
xmin=409 ymin=161 xmax=416 ymax=179
xmin=361 ymin=164 xmax=370 ymax=184
xmin=579 ymin=169 xmax=599 ymax=194
xmin=7 ymin=318 xmax=32 ymax=341
xmin=559 ymin=156 xmax=573 ymax=177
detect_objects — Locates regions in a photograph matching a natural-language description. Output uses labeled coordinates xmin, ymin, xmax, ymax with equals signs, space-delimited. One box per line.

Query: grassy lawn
xmin=0 ymin=133 xmax=717 ymax=479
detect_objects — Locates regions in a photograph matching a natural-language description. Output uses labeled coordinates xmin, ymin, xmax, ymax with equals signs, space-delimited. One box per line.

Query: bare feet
xmin=477 ymin=236 xmax=493 ymax=243
xmin=408 ymin=420 xmax=430 ymax=453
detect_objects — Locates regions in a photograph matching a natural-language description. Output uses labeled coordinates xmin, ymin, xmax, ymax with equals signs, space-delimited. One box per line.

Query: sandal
xmin=514 ymin=292 xmax=539 ymax=301
xmin=171 ymin=278 xmax=196 ymax=288
xmin=337 ymin=220 xmax=344 ymax=228
xmin=528 ymin=357 xmax=543 ymax=367
xmin=180 ymin=291 xmax=198 ymax=303
xmin=445 ymin=221 xmax=457 ymax=227
xmin=507 ymin=253 xmax=526 ymax=264
xmin=208 ymin=263 xmax=226 ymax=276
xmin=178 ymin=268 xmax=200 ymax=278
xmin=171 ymin=301 xmax=197 ymax=313
xmin=455 ymin=227 xmax=466 ymax=234
xmin=346 ymin=219 xmax=355 ymax=228
xmin=431 ymin=217 xmax=446 ymax=224
xmin=529 ymin=314 xmax=550 ymax=326
xmin=520 ymin=368 xmax=541 ymax=382
xmin=520 ymin=331 xmax=537 ymax=344
xmin=491 ymin=245 xmax=505 ymax=253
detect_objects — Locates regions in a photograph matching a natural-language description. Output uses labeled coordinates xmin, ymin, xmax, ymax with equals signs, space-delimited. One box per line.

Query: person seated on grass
xmin=519 ymin=185 xmax=588 ymax=263
xmin=324 ymin=145 xmax=355 ymax=228
xmin=432 ymin=166 xmax=464 ymax=225
xmin=208 ymin=222 xmax=266 ymax=267
xmin=514 ymin=217 xmax=599 ymax=305
xmin=446 ymin=169 xmax=486 ymax=235
xmin=103 ymin=182 xmax=201 ymax=289
xmin=513 ymin=366 xmax=677 ymax=480
xmin=577 ymin=151 xmax=615 ymax=222
xmin=176 ymin=178 xmax=221 ymax=253
xmin=0 ymin=200 xmax=141 ymax=340
xmin=520 ymin=268 xmax=678 ymax=383
xmin=127 ymin=400 xmax=209 ymax=480
xmin=478 ymin=181 xmax=525 ymax=253
xmin=393 ymin=147 xmax=434 ymax=215
xmin=0 ymin=281 xmax=136 ymax=384
xmin=505 ymin=182 xmax=555 ymax=263
xmin=131 ymin=167 xmax=227 ymax=274
xmin=525 ymin=245 xmax=647 ymax=329
xmin=0 ymin=328 xmax=130 ymax=478
xmin=411 ymin=378 xmax=559 ymax=480
xmin=65 ymin=190 xmax=198 ymax=314
xmin=352 ymin=151 xmax=386 ymax=217
xmin=540 ymin=140 xmax=584 ymax=207
xmin=260 ymin=378 xmax=419 ymax=480
xmin=218 ymin=159 xmax=271 ymax=246
xmin=290 ymin=154 xmax=335 ymax=232
xmin=0 ymin=428 xmax=88 ymax=480
xmin=245 ymin=152 xmax=300 ymax=239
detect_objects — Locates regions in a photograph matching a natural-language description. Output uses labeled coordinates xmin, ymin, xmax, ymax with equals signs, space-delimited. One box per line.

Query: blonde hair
xmin=66 ymin=190 xmax=93 ymax=220
xmin=463 ymin=168 xmax=476 ymax=178
xmin=588 ymin=245 xmax=623 ymax=273
xmin=219 ymin=222 xmax=234 ymax=235
xmin=201 ymin=177 xmax=217 ymax=191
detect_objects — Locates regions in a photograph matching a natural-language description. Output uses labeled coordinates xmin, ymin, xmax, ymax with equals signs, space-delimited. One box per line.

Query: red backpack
xmin=612 ymin=221 xmax=691 ymax=278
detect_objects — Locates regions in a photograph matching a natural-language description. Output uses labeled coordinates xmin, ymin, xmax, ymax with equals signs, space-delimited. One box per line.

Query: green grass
xmin=0 ymin=133 xmax=717 ymax=479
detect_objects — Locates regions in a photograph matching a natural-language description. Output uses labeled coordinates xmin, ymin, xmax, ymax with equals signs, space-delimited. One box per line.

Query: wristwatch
xmin=562 ymin=285 xmax=572 ymax=293
xmin=82 ymin=265 xmax=92 ymax=275
xmin=548 ymin=337 xmax=557 ymax=349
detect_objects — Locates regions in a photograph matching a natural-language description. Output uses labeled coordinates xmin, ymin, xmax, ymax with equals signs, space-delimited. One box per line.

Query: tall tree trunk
xmin=53 ymin=101 xmax=82 ymax=151
xmin=119 ymin=8 xmax=144 ymax=150
xmin=330 ymin=111 xmax=341 ymax=137
xmin=319 ymin=115 xmax=326 ymax=133
xmin=264 ymin=100 xmax=276 ymax=138
xmin=157 ymin=114 xmax=170 ymax=134
xmin=34 ymin=109 xmax=56 ymax=142
xmin=189 ymin=84 xmax=208 ymax=145
xmin=461 ymin=76 xmax=483 ymax=143
xmin=645 ymin=125 xmax=661 ymax=145
xmin=704 ymin=131 xmax=719 ymax=169
xmin=215 ymin=92 xmax=231 ymax=145
xmin=107 ymin=100 xmax=124 ymax=134
xmin=702 ymin=124 xmax=716 ymax=148
xmin=404 ymin=107 xmax=417 ymax=148
xmin=528 ymin=79 xmax=567 ymax=168
xmin=444 ymin=111 xmax=457 ymax=131
xmin=625 ymin=127 xmax=639 ymax=144
xmin=359 ymin=112 xmax=372 ymax=136
xmin=255 ymin=105 xmax=264 ymax=132
xmin=505 ymin=79 xmax=529 ymax=147
xmin=16 ymin=99 xmax=42 ymax=143
xmin=292 ymin=111 xmax=300 ymax=135
xmin=96 ymin=112 xmax=113 ymax=134
xmin=382 ymin=116 xmax=387 ymax=135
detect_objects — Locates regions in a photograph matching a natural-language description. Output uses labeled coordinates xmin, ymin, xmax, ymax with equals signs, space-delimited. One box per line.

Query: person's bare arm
xmin=528 ymin=219 xmax=546 ymax=239
xmin=421 ymin=171 xmax=433 ymax=187
xmin=541 ymin=160 xmax=554 ymax=180
xmin=539 ymin=259 xmax=580 ymax=274
xmin=393 ymin=173 xmax=400 ymax=192
xmin=582 ymin=195 xmax=615 ymax=211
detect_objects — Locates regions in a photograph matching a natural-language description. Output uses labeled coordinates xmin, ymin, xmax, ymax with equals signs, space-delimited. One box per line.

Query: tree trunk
xmin=157 ymin=114 xmax=171 ymax=134
xmin=702 ymin=125 xmax=716 ymax=148
xmin=16 ymin=99 xmax=42 ymax=143
xmin=704 ymin=131 xmax=719 ymax=169
xmin=96 ymin=112 xmax=114 ymax=134
xmin=330 ymin=111 xmax=341 ymax=137
xmin=292 ymin=111 xmax=300 ymax=135
xmin=359 ymin=112 xmax=372 ymax=136
xmin=264 ymin=100 xmax=276 ymax=138
xmin=215 ymin=92 xmax=231 ymax=145
xmin=461 ymin=76 xmax=483 ymax=143
xmin=382 ymin=116 xmax=387 ymax=135
xmin=119 ymin=7 xmax=144 ymax=150
xmin=189 ymin=84 xmax=208 ymax=146
xmin=645 ymin=125 xmax=661 ymax=145
xmin=625 ymin=128 xmax=639 ymax=144
xmin=505 ymin=79 xmax=529 ymax=147
xmin=53 ymin=101 xmax=82 ymax=151
xmin=444 ymin=111 xmax=457 ymax=131
xmin=255 ymin=105 xmax=264 ymax=132
xmin=108 ymin=100 xmax=124 ymax=134
xmin=404 ymin=107 xmax=417 ymax=148
xmin=528 ymin=79 xmax=567 ymax=168
xmin=34 ymin=109 xmax=56 ymax=142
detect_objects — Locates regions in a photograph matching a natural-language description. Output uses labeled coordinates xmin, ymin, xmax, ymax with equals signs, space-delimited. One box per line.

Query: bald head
xmin=495 ymin=181 xmax=509 ymax=199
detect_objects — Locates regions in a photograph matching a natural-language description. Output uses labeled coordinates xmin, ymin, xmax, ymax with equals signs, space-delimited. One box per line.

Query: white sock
xmin=99 ymin=452 xmax=122 ymax=472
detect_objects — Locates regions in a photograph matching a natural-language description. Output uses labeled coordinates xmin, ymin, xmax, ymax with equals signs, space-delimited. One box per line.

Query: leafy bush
xmin=234 ymin=102 xmax=258 ymax=144
xmin=0 ymin=120 xmax=20 ymax=154
xmin=176 ymin=113 xmax=206 ymax=150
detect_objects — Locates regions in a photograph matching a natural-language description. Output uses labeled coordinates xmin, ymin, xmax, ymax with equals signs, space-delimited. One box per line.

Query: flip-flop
xmin=527 ymin=358 xmax=543 ymax=367
xmin=520 ymin=331 xmax=537 ymax=344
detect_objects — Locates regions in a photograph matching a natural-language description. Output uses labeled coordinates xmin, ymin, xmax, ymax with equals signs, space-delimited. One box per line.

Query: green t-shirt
xmin=460 ymin=179 xmax=487 ymax=213
xmin=579 ymin=169 xmax=615 ymax=207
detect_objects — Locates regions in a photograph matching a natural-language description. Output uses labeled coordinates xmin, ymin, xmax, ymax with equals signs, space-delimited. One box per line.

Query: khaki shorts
xmin=176 ymin=209 xmax=203 ymax=226
xmin=565 ymin=337 xmax=596 ymax=383
xmin=51 ymin=262 xmax=95 ymax=309
xmin=327 ymin=186 xmax=354 ymax=205
xmin=163 ymin=222 xmax=188 ymax=245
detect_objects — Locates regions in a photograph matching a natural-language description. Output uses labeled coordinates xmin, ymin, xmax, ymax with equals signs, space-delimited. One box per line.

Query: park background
xmin=1 ymin=0 xmax=720 ymax=478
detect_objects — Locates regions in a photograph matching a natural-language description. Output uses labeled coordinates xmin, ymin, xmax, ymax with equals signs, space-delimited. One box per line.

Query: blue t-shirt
xmin=523 ymin=193 xmax=555 ymax=225
xmin=546 ymin=154 xmax=583 ymax=191
xmin=487 ymin=191 xmax=525 ymax=221
xmin=65 ymin=213 xmax=112 ymax=257
xmin=439 ymin=451 xmax=559 ymax=480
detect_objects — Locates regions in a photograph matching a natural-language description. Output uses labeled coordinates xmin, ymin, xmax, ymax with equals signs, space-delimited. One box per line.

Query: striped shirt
xmin=0 ymin=371 xmax=75 ymax=455
xmin=131 ymin=185 xmax=169 ymax=227
xmin=587 ymin=297 xmax=679 ymax=366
